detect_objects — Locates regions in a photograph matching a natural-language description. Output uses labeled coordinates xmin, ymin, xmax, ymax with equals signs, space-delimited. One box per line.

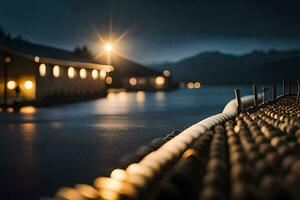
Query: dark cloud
xmin=0 ymin=0 xmax=300 ymax=64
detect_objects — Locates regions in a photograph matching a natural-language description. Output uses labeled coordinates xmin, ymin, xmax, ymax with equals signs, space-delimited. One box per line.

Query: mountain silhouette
xmin=154 ymin=50 xmax=300 ymax=84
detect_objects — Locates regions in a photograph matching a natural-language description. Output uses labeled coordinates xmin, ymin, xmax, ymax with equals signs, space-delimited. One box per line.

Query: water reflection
xmin=136 ymin=91 xmax=145 ymax=103
xmin=51 ymin=121 xmax=63 ymax=129
xmin=94 ymin=92 xmax=132 ymax=115
xmin=7 ymin=107 xmax=14 ymax=113
xmin=20 ymin=106 xmax=37 ymax=114
xmin=107 ymin=93 xmax=117 ymax=101
xmin=155 ymin=91 xmax=165 ymax=102
xmin=19 ymin=123 xmax=37 ymax=162
xmin=0 ymin=87 xmax=245 ymax=200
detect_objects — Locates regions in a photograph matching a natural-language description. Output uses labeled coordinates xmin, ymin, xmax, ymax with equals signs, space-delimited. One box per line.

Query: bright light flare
xmin=90 ymin=23 xmax=132 ymax=60
xmin=7 ymin=80 xmax=17 ymax=90
xmin=24 ymin=80 xmax=33 ymax=90
xmin=104 ymin=43 xmax=113 ymax=52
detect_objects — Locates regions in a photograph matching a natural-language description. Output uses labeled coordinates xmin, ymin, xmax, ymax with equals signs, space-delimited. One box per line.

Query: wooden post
xmin=3 ymin=52 xmax=8 ymax=108
xmin=283 ymin=79 xmax=286 ymax=96
xmin=235 ymin=89 xmax=242 ymax=113
xmin=252 ymin=84 xmax=258 ymax=106
xmin=262 ymin=86 xmax=268 ymax=104
xmin=297 ymin=80 xmax=300 ymax=101
xmin=272 ymin=84 xmax=276 ymax=100
xmin=287 ymin=80 xmax=291 ymax=94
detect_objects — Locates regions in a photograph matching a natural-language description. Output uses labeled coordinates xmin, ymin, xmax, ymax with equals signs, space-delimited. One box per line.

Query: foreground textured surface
xmin=52 ymin=95 xmax=300 ymax=200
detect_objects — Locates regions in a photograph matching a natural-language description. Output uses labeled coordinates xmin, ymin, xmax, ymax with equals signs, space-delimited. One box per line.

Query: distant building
xmin=0 ymin=38 xmax=113 ymax=105
xmin=109 ymin=55 xmax=178 ymax=91
xmin=0 ymin=37 xmax=177 ymax=107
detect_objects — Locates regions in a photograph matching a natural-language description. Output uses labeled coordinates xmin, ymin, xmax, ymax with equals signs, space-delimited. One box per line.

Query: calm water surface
xmin=0 ymin=86 xmax=253 ymax=200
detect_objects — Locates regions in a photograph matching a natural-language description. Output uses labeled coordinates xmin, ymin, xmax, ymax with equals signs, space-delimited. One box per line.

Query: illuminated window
xmin=100 ymin=70 xmax=106 ymax=79
xmin=194 ymin=82 xmax=201 ymax=89
xmin=53 ymin=65 xmax=60 ymax=78
xmin=106 ymin=77 xmax=113 ymax=85
xmin=4 ymin=56 xmax=12 ymax=63
xmin=92 ymin=69 xmax=98 ymax=80
xmin=68 ymin=67 xmax=76 ymax=79
xmin=39 ymin=63 xmax=47 ymax=77
xmin=187 ymin=82 xmax=194 ymax=89
xmin=129 ymin=77 xmax=137 ymax=86
xmin=155 ymin=76 xmax=165 ymax=86
xmin=7 ymin=80 xmax=17 ymax=90
xmin=80 ymin=68 xmax=87 ymax=79
xmin=24 ymin=80 xmax=33 ymax=90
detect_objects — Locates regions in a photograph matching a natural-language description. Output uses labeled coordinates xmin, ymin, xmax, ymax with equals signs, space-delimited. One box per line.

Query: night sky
xmin=1 ymin=0 xmax=300 ymax=64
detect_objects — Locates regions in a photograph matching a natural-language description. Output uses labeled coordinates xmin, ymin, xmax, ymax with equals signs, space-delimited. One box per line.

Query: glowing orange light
xmin=136 ymin=91 xmax=145 ymax=103
xmin=5 ymin=56 xmax=12 ymax=63
xmin=53 ymin=65 xmax=60 ymax=78
xmin=100 ymin=70 xmax=106 ymax=79
xmin=107 ymin=92 xmax=117 ymax=100
xmin=129 ymin=77 xmax=137 ymax=86
xmin=80 ymin=68 xmax=87 ymax=79
xmin=68 ymin=67 xmax=76 ymax=79
xmin=187 ymin=82 xmax=194 ymax=89
xmin=106 ymin=77 xmax=113 ymax=84
xmin=105 ymin=43 xmax=113 ymax=52
xmin=20 ymin=106 xmax=36 ymax=114
xmin=92 ymin=69 xmax=98 ymax=79
xmin=155 ymin=76 xmax=165 ymax=86
xmin=24 ymin=80 xmax=33 ymax=90
xmin=39 ymin=63 xmax=46 ymax=77
xmin=7 ymin=80 xmax=17 ymax=90
xmin=7 ymin=107 xmax=14 ymax=113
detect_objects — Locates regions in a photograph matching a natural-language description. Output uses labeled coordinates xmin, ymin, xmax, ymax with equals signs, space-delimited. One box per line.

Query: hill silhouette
xmin=154 ymin=50 xmax=300 ymax=84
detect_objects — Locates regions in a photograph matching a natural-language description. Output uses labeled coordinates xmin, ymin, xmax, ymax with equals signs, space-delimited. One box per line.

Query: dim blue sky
xmin=1 ymin=0 xmax=300 ymax=64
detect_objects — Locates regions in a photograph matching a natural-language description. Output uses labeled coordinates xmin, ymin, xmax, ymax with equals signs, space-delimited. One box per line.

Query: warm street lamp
xmin=104 ymin=43 xmax=113 ymax=53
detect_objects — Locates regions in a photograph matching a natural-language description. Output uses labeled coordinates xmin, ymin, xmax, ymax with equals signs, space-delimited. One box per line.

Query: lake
xmin=0 ymin=85 xmax=257 ymax=200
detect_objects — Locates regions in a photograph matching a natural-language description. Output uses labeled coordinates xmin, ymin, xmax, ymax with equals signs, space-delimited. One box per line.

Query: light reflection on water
xmin=19 ymin=123 xmax=36 ymax=161
xmin=20 ymin=106 xmax=37 ymax=114
xmin=0 ymin=86 xmax=252 ymax=200
xmin=136 ymin=91 xmax=146 ymax=103
xmin=155 ymin=91 xmax=165 ymax=102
